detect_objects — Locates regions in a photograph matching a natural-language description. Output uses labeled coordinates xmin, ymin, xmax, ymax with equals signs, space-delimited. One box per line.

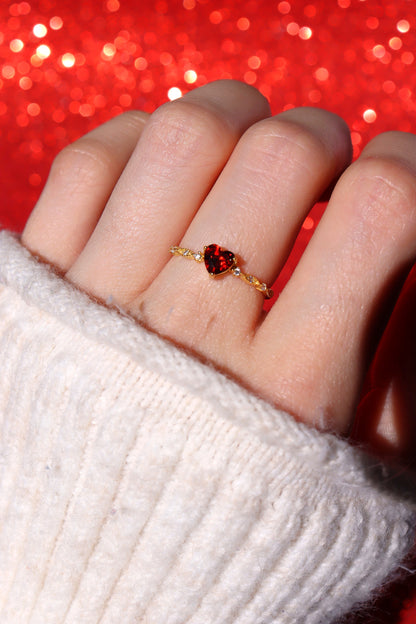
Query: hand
xmin=21 ymin=79 xmax=416 ymax=463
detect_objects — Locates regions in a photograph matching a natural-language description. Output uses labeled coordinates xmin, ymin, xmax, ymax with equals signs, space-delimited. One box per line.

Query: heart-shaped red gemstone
xmin=204 ymin=244 xmax=236 ymax=276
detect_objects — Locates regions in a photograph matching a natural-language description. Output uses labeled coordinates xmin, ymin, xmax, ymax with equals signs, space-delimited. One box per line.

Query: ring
xmin=169 ymin=244 xmax=274 ymax=299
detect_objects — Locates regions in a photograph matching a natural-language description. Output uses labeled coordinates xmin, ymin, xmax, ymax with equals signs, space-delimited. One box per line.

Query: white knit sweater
xmin=0 ymin=229 xmax=415 ymax=624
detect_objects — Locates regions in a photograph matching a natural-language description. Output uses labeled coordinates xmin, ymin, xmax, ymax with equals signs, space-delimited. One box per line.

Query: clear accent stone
xmin=194 ymin=252 xmax=202 ymax=261
xmin=233 ymin=267 xmax=241 ymax=276
xmin=184 ymin=250 xmax=191 ymax=256
xmin=261 ymin=284 xmax=267 ymax=291
xmin=247 ymin=276 xmax=254 ymax=283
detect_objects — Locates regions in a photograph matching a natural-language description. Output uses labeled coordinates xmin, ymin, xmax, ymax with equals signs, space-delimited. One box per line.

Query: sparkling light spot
xmin=134 ymin=57 xmax=148 ymax=70
xmin=16 ymin=113 xmax=29 ymax=127
xmin=79 ymin=103 xmax=95 ymax=117
xmin=140 ymin=78 xmax=155 ymax=93
xmin=94 ymin=94 xmax=107 ymax=108
xmin=399 ymin=87 xmax=412 ymax=100
xmin=397 ymin=19 xmax=410 ymax=33
xmin=401 ymin=51 xmax=414 ymax=64
xmin=160 ymin=51 xmax=173 ymax=65
xmin=209 ymin=10 xmax=223 ymax=24
xmin=102 ymin=43 xmax=116 ymax=59
xmin=168 ymin=86 xmax=182 ymax=100
xmin=45 ymin=68 xmax=59 ymax=85
xmin=244 ymin=70 xmax=257 ymax=84
xmin=119 ymin=93 xmax=132 ymax=106
xmin=30 ymin=54 xmax=43 ymax=67
xmin=52 ymin=109 xmax=66 ymax=123
xmin=237 ymin=17 xmax=250 ymax=31
xmin=11 ymin=2 xmax=31 ymax=15
xmin=61 ymin=53 xmax=76 ymax=68
xmin=106 ymin=0 xmax=120 ymax=11
xmin=372 ymin=44 xmax=386 ymax=58
xmin=308 ymin=89 xmax=321 ymax=103
xmin=183 ymin=0 xmax=196 ymax=9
xmin=30 ymin=139 xmax=43 ymax=154
xmin=114 ymin=35 xmax=127 ymax=48
xmin=278 ymin=1 xmax=291 ymax=14
xmin=248 ymin=55 xmax=261 ymax=69
xmin=75 ymin=53 xmax=86 ymax=67
xmin=2 ymin=65 xmax=16 ymax=79
xmin=10 ymin=38 xmax=24 ymax=52
xmin=29 ymin=173 xmax=42 ymax=186
xmin=314 ymin=67 xmax=329 ymax=81
xmin=389 ymin=36 xmax=402 ymax=50
xmin=299 ymin=26 xmax=312 ymax=40
xmin=303 ymin=216 xmax=314 ymax=230
xmin=36 ymin=44 xmax=51 ymax=59
xmin=9 ymin=3 xmax=20 ymax=16
xmin=27 ymin=102 xmax=41 ymax=116
xmin=69 ymin=101 xmax=80 ymax=114
xmin=19 ymin=76 xmax=32 ymax=90
xmin=366 ymin=16 xmax=379 ymax=29
xmin=70 ymin=86 xmax=83 ymax=100
xmin=363 ymin=108 xmax=377 ymax=123
xmin=50 ymin=16 xmax=63 ymax=30
xmin=304 ymin=5 xmax=316 ymax=18
xmin=184 ymin=69 xmax=197 ymax=83
xmin=33 ymin=23 xmax=47 ymax=38
xmin=17 ymin=60 xmax=30 ymax=74
xmin=382 ymin=80 xmax=396 ymax=94
xmin=287 ymin=22 xmax=300 ymax=36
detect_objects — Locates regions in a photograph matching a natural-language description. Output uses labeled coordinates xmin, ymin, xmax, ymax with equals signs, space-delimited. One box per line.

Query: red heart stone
xmin=204 ymin=244 xmax=236 ymax=276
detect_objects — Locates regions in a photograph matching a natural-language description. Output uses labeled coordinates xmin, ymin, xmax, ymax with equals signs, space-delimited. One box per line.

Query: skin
xmin=21 ymin=79 xmax=416 ymax=467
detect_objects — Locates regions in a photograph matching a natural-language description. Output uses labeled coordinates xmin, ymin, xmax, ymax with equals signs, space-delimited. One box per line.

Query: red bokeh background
xmin=1 ymin=1 xmax=416 ymax=621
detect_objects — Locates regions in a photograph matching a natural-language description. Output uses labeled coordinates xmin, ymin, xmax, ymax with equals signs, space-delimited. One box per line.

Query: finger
xmin=255 ymin=131 xmax=416 ymax=434
xmin=21 ymin=111 xmax=149 ymax=271
xmin=133 ymin=108 xmax=352 ymax=369
xmin=353 ymin=267 xmax=416 ymax=467
xmin=65 ymin=80 xmax=271 ymax=303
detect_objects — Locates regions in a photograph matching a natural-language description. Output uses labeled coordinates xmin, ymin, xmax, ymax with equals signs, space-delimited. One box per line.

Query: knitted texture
xmin=0 ymin=229 xmax=415 ymax=624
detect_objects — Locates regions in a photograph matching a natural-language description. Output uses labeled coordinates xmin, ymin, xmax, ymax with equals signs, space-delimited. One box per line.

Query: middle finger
xmin=133 ymin=107 xmax=352 ymax=367
xmin=66 ymin=80 xmax=271 ymax=302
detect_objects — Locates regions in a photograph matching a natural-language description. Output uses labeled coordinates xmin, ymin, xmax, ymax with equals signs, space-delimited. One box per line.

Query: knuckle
xmin=117 ymin=109 xmax=149 ymax=128
xmin=241 ymin=117 xmax=330 ymax=174
xmin=49 ymin=138 xmax=115 ymax=189
xmin=110 ymin=109 xmax=149 ymax=137
xmin=364 ymin=130 xmax=416 ymax=154
xmin=347 ymin=155 xmax=416 ymax=225
xmin=145 ymin=99 xmax=232 ymax=160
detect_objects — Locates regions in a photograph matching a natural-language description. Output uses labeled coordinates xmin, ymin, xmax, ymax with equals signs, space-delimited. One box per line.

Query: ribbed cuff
xmin=0 ymin=229 xmax=415 ymax=624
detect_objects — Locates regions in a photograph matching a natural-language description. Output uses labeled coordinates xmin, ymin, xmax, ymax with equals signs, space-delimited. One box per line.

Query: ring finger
xmin=132 ymin=107 xmax=352 ymax=367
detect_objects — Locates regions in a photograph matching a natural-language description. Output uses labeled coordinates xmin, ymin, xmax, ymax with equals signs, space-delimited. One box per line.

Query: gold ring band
xmin=169 ymin=244 xmax=274 ymax=299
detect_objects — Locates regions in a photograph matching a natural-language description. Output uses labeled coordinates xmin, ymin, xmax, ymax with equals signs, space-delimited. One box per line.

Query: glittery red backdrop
xmin=1 ymin=1 xmax=416 ymax=621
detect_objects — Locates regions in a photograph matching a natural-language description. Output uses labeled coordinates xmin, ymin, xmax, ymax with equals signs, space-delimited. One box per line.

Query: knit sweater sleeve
xmin=0 ymin=229 xmax=414 ymax=624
